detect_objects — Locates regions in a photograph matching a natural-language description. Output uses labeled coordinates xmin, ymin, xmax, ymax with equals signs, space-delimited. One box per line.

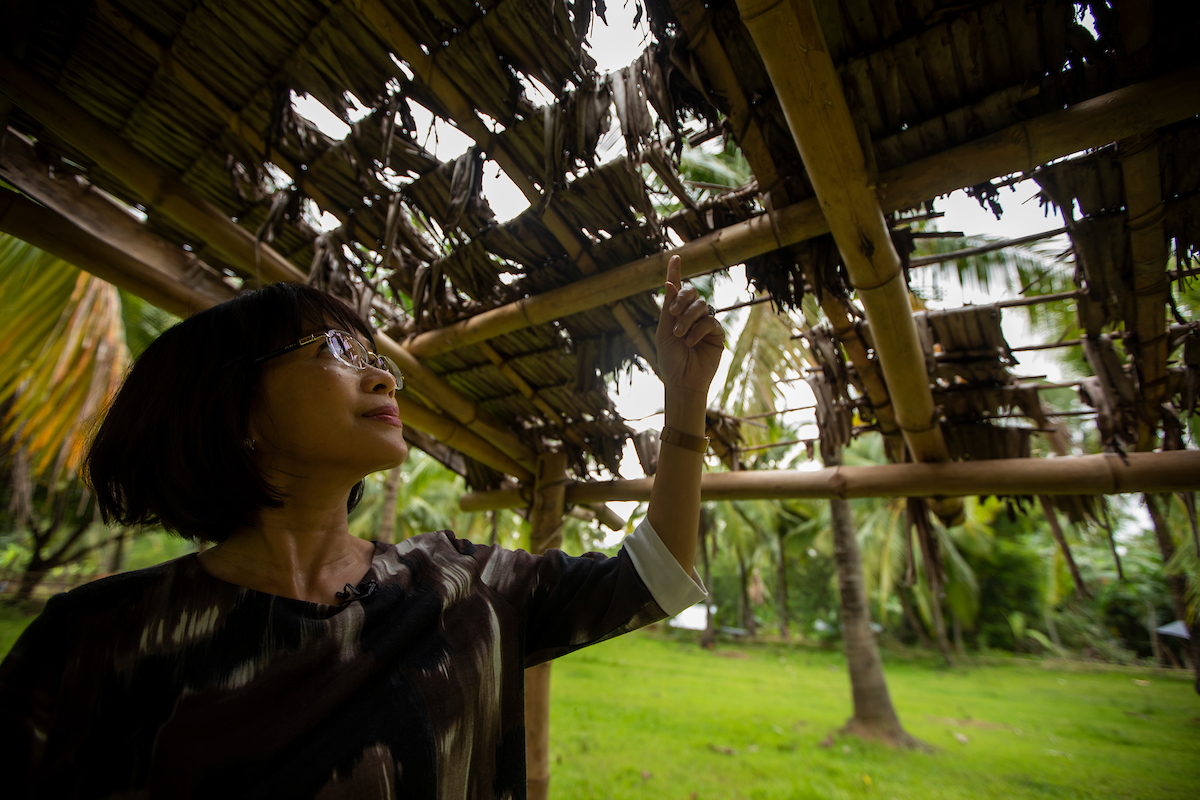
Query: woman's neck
xmin=198 ymin=493 xmax=375 ymax=604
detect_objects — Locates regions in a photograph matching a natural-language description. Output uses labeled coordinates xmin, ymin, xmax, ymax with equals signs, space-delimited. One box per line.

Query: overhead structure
xmin=1 ymin=0 xmax=1199 ymax=513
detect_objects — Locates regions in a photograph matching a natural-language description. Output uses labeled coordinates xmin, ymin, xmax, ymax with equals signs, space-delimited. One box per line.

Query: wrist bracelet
xmin=660 ymin=426 xmax=710 ymax=453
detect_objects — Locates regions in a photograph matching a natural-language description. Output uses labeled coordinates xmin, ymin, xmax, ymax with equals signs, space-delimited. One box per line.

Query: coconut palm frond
xmin=0 ymin=235 xmax=129 ymax=482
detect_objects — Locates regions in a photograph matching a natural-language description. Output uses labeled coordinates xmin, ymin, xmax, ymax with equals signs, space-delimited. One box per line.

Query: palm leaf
xmin=0 ymin=235 xmax=128 ymax=482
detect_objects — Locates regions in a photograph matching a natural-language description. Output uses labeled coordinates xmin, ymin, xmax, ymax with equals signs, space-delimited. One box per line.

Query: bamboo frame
xmin=402 ymin=67 xmax=1200 ymax=359
xmin=0 ymin=55 xmax=306 ymax=286
xmin=459 ymin=450 xmax=1200 ymax=510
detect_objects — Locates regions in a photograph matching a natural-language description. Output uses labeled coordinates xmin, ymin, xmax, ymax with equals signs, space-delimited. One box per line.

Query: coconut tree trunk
xmin=829 ymin=495 xmax=917 ymax=745
xmin=1038 ymin=496 xmax=1092 ymax=599
xmin=777 ymin=529 xmax=790 ymax=641
xmin=376 ymin=466 xmax=403 ymax=544
xmin=910 ymin=501 xmax=955 ymax=665
xmin=699 ymin=507 xmax=715 ymax=647
xmin=897 ymin=585 xmax=933 ymax=649
xmin=737 ymin=552 xmax=756 ymax=636
xmin=107 ymin=527 xmax=127 ymax=573
xmin=1144 ymin=493 xmax=1200 ymax=694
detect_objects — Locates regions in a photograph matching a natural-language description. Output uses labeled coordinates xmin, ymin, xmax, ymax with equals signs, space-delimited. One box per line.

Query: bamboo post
xmin=525 ymin=450 xmax=568 ymax=800
xmin=1119 ymin=133 xmax=1170 ymax=450
xmin=459 ymin=450 xmax=1200 ymax=509
xmin=402 ymin=66 xmax=1200 ymax=359
xmin=0 ymin=54 xmax=306 ymax=285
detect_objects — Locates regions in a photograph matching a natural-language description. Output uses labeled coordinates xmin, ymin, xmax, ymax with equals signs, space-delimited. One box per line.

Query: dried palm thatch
xmin=0 ymin=0 xmax=1197 ymax=500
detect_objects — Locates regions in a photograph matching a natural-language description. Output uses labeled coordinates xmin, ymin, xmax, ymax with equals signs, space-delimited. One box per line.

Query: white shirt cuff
xmin=621 ymin=517 xmax=708 ymax=617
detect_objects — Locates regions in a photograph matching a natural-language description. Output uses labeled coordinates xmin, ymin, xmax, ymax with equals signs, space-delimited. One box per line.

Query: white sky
xmin=288 ymin=6 xmax=1112 ymax=539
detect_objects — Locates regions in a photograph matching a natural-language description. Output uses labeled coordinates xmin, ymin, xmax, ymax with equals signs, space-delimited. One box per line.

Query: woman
xmin=0 ymin=255 xmax=722 ymax=797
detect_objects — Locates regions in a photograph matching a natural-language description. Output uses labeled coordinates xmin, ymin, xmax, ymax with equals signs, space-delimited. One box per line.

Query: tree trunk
xmin=107 ymin=528 xmax=127 ymax=573
xmin=898 ymin=585 xmax=933 ymax=649
xmin=699 ymin=508 xmax=715 ymax=648
xmin=912 ymin=506 xmax=955 ymax=666
xmin=952 ymin=614 xmax=966 ymax=658
xmin=1144 ymin=493 xmax=1200 ymax=693
xmin=777 ymin=530 xmax=790 ymax=641
xmin=829 ymin=496 xmax=919 ymax=746
xmin=1146 ymin=600 xmax=1162 ymax=667
xmin=737 ymin=553 xmax=756 ymax=636
xmin=377 ymin=466 xmax=403 ymax=544
xmin=1038 ymin=496 xmax=1091 ymax=599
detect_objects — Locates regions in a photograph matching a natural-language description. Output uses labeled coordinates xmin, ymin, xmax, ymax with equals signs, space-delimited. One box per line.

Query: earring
xmin=244 ymin=437 xmax=256 ymax=451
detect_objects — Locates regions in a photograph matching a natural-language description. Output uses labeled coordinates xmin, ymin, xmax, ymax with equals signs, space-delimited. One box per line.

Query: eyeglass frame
xmin=252 ymin=329 xmax=404 ymax=390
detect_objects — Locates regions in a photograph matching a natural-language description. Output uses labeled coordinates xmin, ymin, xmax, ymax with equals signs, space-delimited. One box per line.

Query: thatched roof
xmin=2 ymin=0 xmax=1199 ymax=502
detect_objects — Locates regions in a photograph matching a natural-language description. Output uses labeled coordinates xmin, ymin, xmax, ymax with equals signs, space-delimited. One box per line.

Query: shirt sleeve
xmin=445 ymin=526 xmax=700 ymax=668
xmin=620 ymin=516 xmax=708 ymax=617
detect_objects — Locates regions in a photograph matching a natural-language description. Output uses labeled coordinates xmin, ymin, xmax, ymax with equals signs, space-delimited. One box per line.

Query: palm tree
xmin=0 ymin=234 xmax=179 ymax=596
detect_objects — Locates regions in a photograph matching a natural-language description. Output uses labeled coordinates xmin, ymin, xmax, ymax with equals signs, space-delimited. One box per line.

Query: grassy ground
xmin=1 ymin=609 xmax=1195 ymax=798
xmin=548 ymin=629 xmax=1200 ymax=800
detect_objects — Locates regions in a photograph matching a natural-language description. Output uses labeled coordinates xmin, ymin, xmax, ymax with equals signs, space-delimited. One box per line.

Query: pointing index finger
xmin=666 ymin=254 xmax=681 ymax=292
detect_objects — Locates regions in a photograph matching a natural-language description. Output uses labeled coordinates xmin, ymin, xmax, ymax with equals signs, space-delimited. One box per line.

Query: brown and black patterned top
xmin=0 ymin=522 xmax=704 ymax=799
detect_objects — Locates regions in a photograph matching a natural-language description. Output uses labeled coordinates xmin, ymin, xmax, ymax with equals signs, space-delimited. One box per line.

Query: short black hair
xmin=86 ymin=283 xmax=375 ymax=543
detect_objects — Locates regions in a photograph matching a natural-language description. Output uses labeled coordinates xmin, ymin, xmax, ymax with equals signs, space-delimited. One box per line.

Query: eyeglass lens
xmin=328 ymin=331 xmax=404 ymax=389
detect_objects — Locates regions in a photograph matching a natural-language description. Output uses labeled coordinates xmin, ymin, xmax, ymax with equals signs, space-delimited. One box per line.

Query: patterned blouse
xmin=0 ymin=520 xmax=705 ymax=799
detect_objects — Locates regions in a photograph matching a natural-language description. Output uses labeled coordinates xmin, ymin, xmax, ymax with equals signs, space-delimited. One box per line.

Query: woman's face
xmin=247 ymin=329 xmax=408 ymax=488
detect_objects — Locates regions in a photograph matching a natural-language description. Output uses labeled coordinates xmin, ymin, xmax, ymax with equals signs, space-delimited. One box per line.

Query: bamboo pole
xmin=1119 ymin=133 xmax=1169 ymax=450
xmin=404 ymin=66 xmax=1200 ymax=359
xmin=392 ymin=395 xmax=533 ymax=483
xmin=524 ymin=450 xmax=568 ymax=800
xmin=735 ymin=0 xmax=951 ymax=484
xmin=0 ymin=134 xmax=235 ymax=309
xmin=459 ymin=450 xmax=1200 ymax=509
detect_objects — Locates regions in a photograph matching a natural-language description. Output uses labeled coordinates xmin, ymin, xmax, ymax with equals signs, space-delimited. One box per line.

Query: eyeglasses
xmin=253 ymin=329 xmax=404 ymax=390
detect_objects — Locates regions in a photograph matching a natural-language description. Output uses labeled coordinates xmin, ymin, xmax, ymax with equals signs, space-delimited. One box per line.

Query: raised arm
xmin=646 ymin=255 xmax=725 ymax=575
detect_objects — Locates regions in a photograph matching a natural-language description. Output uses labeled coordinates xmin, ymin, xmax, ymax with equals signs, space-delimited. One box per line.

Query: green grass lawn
xmin=2 ymin=609 xmax=1196 ymax=798
xmin=548 ymin=629 xmax=1200 ymax=800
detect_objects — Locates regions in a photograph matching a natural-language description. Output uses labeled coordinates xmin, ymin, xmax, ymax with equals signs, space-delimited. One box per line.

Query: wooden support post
xmin=525 ymin=450 xmax=568 ymax=800
xmin=459 ymin=450 xmax=1200 ymax=509
xmin=0 ymin=54 xmax=306 ymax=285
xmin=403 ymin=66 xmax=1200 ymax=359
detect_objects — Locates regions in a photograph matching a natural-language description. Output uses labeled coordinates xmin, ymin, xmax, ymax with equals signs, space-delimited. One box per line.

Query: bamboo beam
xmin=0 ymin=133 xmax=235 ymax=309
xmin=374 ymin=332 xmax=537 ymax=472
xmin=0 ymin=54 xmax=307 ymax=285
xmin=394 ymin=395 xmax=533 ymax=483
xmin=736 ymin=0 xmax=948 ymax=467
xmin=0 ymin=187 xmax=206 ymax=317
xmin=459 ymin=450 xmax=1200 ymax=509
xmin=404 ymin=66 xmax=1200 ymax=360
xmin=1119 ymin=133 xmax=1170 ymax=450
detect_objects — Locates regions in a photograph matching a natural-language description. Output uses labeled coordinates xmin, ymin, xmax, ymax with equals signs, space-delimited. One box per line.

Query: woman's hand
xmin=655 ymin=255 xmax=725 ymax=395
